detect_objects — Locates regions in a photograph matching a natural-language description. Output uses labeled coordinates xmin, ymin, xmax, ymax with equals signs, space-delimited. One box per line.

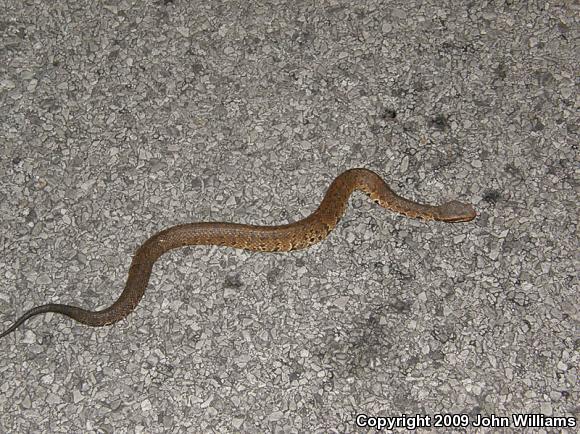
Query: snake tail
xmin=0 ymin=168 xmax=476 ymax=339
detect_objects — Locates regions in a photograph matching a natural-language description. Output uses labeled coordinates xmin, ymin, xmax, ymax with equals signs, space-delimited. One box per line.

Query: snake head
xmin=437 ymin=200 xmax=477 ymax=222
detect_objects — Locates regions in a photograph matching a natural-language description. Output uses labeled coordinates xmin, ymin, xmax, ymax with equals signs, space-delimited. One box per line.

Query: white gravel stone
xmin=0 ymin=1 xmax=576 ymax=432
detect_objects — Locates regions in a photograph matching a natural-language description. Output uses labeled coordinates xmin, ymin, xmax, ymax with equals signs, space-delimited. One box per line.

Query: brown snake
xmin=0 ymin=168 xmax=476 ymax=339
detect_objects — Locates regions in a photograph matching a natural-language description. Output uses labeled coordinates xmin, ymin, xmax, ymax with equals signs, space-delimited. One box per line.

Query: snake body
xmin=0 ymin=168 xmax=476 ymax=339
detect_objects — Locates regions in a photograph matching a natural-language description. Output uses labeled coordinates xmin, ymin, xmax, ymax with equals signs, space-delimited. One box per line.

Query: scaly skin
xmin=0 ymin=168 xmax=476 ymax=339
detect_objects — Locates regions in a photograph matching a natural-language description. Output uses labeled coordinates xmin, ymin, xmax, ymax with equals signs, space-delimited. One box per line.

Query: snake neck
xmin=328 ymin=168 xmax=474 ymax=222
xmin=0 ymin=167 xmax=475 ymax=339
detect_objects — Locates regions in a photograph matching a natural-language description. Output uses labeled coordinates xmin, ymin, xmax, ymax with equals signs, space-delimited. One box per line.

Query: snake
xmin=0 ymin=168 xmax=476 ymax=339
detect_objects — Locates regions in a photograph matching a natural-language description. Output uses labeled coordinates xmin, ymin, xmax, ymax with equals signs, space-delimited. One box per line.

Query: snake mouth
xmin=443 ymin=215 xmax=476 ymax=223
xmin=0 ymin=168 xmax=478 ymax=339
